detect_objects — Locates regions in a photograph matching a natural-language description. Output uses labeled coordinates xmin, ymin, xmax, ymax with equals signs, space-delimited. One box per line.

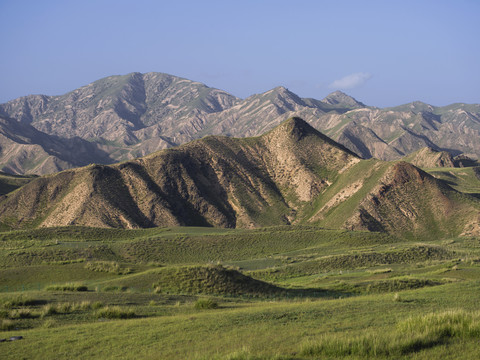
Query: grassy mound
xmin=151 ymin=265 xmax=284 ymax=297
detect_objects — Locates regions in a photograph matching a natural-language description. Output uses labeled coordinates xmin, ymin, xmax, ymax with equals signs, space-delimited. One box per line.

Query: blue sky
xmin=1 ymin=0 xmax=479 ymax=107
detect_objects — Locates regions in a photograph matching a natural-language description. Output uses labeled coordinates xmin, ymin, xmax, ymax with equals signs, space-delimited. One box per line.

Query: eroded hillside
xmin=1 ymin=118 xmax=478 ymax=239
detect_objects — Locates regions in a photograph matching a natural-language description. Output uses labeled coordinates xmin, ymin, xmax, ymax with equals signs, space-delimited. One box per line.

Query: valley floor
xmin=1 ymin=226 xmax=479 ymax=359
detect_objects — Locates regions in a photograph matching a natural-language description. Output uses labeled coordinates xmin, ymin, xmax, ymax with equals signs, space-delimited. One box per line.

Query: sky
xmin=1 ymin=0 xmax=479 ymax=107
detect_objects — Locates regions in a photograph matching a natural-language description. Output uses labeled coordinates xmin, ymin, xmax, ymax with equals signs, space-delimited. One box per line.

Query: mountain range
xmin=1 ymin=72 xmax=479 ymax=175
xmin=1 ymin=117 xmax=478 ymax=240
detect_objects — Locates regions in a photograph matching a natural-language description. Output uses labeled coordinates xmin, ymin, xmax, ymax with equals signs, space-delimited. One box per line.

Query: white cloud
xmin=329 ymin=72 xmax=372 ymax=90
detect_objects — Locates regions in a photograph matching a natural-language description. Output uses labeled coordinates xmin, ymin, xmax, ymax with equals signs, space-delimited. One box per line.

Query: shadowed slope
xmin=0 ymin=115 xmax=113 ymax=174
xmin=0 ymin=172 xmax=37 ymax=196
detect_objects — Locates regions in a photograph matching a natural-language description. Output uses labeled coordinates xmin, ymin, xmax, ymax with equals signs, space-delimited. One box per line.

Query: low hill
xmin=0 ymin=118 xmax=478 ymax=239
xmin=0 ymin=117 xmax=358 ymax=229
xmin=100 ymin=265 xmax=285 ymax=296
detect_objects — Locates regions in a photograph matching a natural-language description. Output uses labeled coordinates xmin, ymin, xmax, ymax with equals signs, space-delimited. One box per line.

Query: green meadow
xmin=1 ymin=225 xmax=480 ymax=359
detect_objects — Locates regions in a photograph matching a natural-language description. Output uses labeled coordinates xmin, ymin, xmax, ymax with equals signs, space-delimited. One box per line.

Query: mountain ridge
xmin=1 ymin=117 xmax=478 ymax=240
xmin=0 ymin=114 xmax=113 ymax=174
xmin=1 ymin=72 xmax=480 ymax=175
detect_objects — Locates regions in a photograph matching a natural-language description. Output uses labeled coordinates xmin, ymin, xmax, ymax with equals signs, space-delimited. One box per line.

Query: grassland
xmin=0 ymin=172 xmax=37 ymax=196
xmin=426 ymin=167 xmax=480 ymax=197
xmin=1 ymin=225 xmax=480 ymax=359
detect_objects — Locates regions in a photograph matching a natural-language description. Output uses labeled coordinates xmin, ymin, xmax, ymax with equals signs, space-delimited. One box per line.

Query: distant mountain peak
xmin=262 ymin=86 xmax=297 ymax=98
xmin=321 ymin=91 xmax=365 ymax=108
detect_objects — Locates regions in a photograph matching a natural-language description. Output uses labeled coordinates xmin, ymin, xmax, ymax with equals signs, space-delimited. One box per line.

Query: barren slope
xmin=3 ymin=72 xmax=479 ymax=175
xmin=0 ymin=115 xmax=112 ymax=174
xmin=1 ymin=118 xmax=478 ymax=240
xmin=0 ymin=118 xmax=358 ymax=229
xmin=343 ymin=162 xmax=479 ymax=239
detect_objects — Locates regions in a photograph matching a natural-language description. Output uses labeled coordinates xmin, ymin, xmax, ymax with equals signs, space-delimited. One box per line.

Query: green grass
xmin=0 ymin=172 xmax=37 ymax=196
xmin=1 ymin=295 xmax=39 ymax=308
xmin=2 ymin=281 xmax=480 ymax=359
xmin=426 ymin=167 xmax=480 ymax=196
xmin=194 ymin=298 xmax=219 ymax=309
xmin=45 ymin=283 xmax=88 ymax=292
xmin=84 ymin=261 xmax=132 ymax=274
xmin=300 ymin=309 xmax=480 ymax=358
xmin=1 ymin=225 xmax=480 ymax=358
xmin=0 ymin=225 xmax=398 ymax=269
xmin=95 ymin=306 xmax=136 ymax=319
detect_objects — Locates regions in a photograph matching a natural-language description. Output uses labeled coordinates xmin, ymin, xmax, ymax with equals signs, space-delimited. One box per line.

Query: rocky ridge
xmin=1 ymin=72 xmax=480 ymax=175
xmin=0 ymin=118 xmax=478 ymax=239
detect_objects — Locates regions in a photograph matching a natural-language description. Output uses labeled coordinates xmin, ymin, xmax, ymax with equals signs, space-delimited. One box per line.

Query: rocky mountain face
xmin=401 ymin=147 xmax=479 ymax=168
xmin=320 ymin=90 xmax=365 ymax=108
xmin=0 ymin=73 xmax=239 ymax=172
xmin=0 ymin=115 xmax=112 ymax=174
xmin=403 ymin=147 xmax=456 ymax=168
xmin=1 ymin=118 xmax=478 ymax=239
xmin=322 ymin=103 xmax=480 ymax=161
xmin=1 ymin=72 xmax=480 ymax=175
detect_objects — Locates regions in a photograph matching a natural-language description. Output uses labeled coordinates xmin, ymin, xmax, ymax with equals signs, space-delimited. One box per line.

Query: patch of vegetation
xmin=150 ymin=265 xmax=283 ymax=297
xmin=194 ymin=298 xmax=219 ymax=310
xmin=101 ymin=285 xmax=129 ymax=292
xmin=1 ymin=295 xmax=39 ymax=309
xmin=300 ymin=310 xmax=480 ymax=358
xmin=85 ymin=261 xmax=132 ymax=274
xmin=45 ymin=283 xmax=88 ymax=292
xmin=367 ymin=268 xmax=392 ymax=274
xmin=337 ymin=277 xmax=444 ymax=294
xmin=94 ymin=306 xmax=136 ymax=319
xmin=8 ymin=308 xmax=40 ymax=319
xmin=0 ymin=319 xmax=17 ymax=331
xmin=43 ymin=259 xmax=86 ymax=265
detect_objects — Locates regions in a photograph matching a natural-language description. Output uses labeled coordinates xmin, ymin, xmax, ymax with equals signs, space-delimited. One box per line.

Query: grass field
xmin=0 ymin=172 xmax=37 ymax=196
xmin=1 ymin=225 xmax=479 ymax=359
xmin=426 ymin=167 xmax=480 ymax=197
